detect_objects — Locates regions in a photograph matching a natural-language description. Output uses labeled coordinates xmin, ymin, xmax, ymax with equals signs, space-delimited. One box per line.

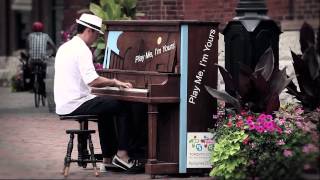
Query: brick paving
xmin=0 ymin=87 xmax=212 ymax=180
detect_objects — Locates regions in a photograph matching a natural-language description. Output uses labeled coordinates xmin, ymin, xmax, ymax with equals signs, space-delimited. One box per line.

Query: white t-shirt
xmin=54 ymin=36 xmax=99 ymax=115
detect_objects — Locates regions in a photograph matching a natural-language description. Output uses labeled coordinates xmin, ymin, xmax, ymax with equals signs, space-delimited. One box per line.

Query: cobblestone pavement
xmin=0 ymin=87 xmax=212 ymax=180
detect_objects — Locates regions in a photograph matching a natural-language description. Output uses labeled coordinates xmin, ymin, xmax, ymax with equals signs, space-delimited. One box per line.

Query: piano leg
xmin=146 ymin=103 xmax=158 ymax=178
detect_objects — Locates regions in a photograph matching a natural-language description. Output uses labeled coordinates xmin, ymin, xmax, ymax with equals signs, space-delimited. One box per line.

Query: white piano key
xmin=95 ymin=86 xmax=149 ymax=93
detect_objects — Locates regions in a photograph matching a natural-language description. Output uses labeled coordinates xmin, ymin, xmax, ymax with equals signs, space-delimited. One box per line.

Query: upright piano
xmin=92 ymin=20 xmax=219 ymax=176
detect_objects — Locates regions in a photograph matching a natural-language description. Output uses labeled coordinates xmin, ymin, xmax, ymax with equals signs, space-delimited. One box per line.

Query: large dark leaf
xmin=254 ymin=47 xmax=274 ymax=81
xmin=250 ymin=73 xmax=269 ymax=98
xmin=303 ymin=46 xmax=320 ymax=80
xmin=269 ymin=68 xmax=295 ymax=95
xmin=239 ymin=62 xmax=253 ymax=75
xmin=238 ymin=68 xmax=251 ymax=98
xmin=286 ymin=82 xmax=301 ymax=98
xmin=291 ymin=50 xmax=311 ymax=95
xmin=265 ymin=93 xmax=280 ymax=114
xmin=317 ymin=26 xmax=320 ymax=55
xmin=215 ymin=64 xmax=237 ymax=92
xmin=300 ymin=22 xmax=315 ymax=53
xmin=238 ymin=63 xmax=253 ymax=97
xmin=205 ymin=85 xmax=241 ymax=112
xmin=252 ymin=66 xmax=265 ymax=79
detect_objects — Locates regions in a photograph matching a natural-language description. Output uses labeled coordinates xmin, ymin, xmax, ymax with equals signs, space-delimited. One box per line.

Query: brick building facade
xmin=135 ymin=0 xmax=319 ymax=29
xmin=0 ymin=0 xmax=319 ymax=56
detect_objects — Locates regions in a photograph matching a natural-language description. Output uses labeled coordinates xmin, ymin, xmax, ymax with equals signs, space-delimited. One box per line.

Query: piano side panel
xmin=157 ymin=103 xmax=180 ymax=163
xmin=186 ymin=24 xmax=218 ymax=132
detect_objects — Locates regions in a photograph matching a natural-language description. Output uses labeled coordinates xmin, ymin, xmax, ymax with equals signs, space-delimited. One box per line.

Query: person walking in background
xmin=54 ymin=13 xmax=142 ymax=173
xmin=27 ymin=21 xmax=56 ymax=97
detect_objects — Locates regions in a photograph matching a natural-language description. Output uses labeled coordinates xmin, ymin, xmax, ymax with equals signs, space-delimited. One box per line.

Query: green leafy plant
xmin=205 ymin=47 xmax=294 ymax=114
xmin=209 ymin=102 xmax=319 ymax=180
xmin=89 ymin=0 xmax=137 ymax=64
xmin=210 ymin=128 xmax=248 ymax=179
xmin=287 ymin=22 xmax=320 ymax=111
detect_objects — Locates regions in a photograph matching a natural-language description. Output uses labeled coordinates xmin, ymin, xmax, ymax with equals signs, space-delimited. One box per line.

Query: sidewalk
xmin=0 ymin=87 xmax=212 ymax=180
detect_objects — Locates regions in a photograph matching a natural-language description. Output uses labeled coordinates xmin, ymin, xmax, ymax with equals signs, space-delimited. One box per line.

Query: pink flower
xmin=246 ymin=119 xmax=253 ymax=125
xmin=227 ymin=121 xmax=232 ymax=127
xmin=248 ymin=124 xmax=255 ymax=130
xmin=240 ymin=111 xmax=247 ymax=116
xmin=295 ymin=121 xmax=303 ymax=129
xmin=283 ymin=149 xmax=293 ymax=157
xmin=278 ymin=118 xmax=286 ymax=126
xmin=284 ymin=128 xmax=292 ymax=135
xmin=302 ymin=144 xmax=319 ymax=154
xmin=304 ymin=164 xmax=311 ymax=170
xmin=255 ymin=126 xmax=265 ymax=133
xmin=311 ymin=132 xmax=319 ymax=143
xmin=236 ymin=120 xmax=244 ymax=128
xmin=236 ymin=114 xmax=243 ymax=120
xmin=264 ymin=121 xmax=275 ymax=132
xmin=257 ymin=114 xmax=267 ymax=123
xmin=243 ymin=136 xmax=249 ymax=144
xmin=266 ymin=115 xmax=273 ymax=120
xmin=276 ymin=126 xmax=283 ymax=134
xmin=94 ymin=63 xmax=103 ymax=70
xmin=295 ymin=107 xmax=304 ymax=115
xmin=276 ymin=139 xmax=285 ymax=146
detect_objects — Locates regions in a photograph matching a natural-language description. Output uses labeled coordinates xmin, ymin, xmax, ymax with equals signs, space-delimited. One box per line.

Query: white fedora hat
xmin=76 ymin=13 xmax=104 ymax=34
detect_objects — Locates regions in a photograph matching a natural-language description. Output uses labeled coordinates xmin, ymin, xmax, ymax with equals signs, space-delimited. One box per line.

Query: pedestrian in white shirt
xmin=54 ymin=13 xmax=142 ymax=173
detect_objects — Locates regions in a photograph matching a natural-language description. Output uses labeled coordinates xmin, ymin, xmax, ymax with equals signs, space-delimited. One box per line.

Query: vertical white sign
xmin=187 ymin=132 xmax=214 ymax=168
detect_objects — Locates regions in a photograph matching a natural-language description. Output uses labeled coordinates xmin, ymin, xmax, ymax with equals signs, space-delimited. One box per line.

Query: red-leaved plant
xmin=205 ymin=47 xmax=294 ymax=114
xmin=287 ymin=22 xmax=320 ymax=111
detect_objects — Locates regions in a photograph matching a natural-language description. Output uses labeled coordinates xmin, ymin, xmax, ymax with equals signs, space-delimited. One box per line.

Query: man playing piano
xmin=54 ymin=13 xmax=141 ymax=173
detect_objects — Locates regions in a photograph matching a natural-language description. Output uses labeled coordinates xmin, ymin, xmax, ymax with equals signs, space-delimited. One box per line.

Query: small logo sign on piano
xmin=187 ymin=132 xmax=214 ymax=168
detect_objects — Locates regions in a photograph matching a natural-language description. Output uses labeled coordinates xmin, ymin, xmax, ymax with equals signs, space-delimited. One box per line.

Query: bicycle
xmin=31 ymin=59 xmax=46 ymax=108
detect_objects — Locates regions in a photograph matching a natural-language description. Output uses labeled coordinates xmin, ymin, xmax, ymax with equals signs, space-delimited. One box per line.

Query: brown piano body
xmin=92 ymin=20 xmax=219 ymax=176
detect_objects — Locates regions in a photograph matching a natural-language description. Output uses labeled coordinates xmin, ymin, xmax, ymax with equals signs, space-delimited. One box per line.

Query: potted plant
xmin=209 ymin=102 xmax=319 ymax=179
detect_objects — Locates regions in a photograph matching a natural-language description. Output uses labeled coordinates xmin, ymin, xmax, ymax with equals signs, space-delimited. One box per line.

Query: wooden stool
xmin=62 ymin=129 xmax=99 ymax=177
xmin=60 ymin=115 xmax=100 ymax=177
xmin=60 ymin=115 xmax=102 ymax=164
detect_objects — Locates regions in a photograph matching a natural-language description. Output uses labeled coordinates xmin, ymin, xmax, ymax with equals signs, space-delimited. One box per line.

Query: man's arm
xmin=88 ymin=76 xmax=132 ymax=88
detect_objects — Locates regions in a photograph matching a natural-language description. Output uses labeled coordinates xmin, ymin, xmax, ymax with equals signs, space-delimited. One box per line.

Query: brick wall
xmin=136 ymin=0 xmax=319 ymax=29
xmin=62 ymin=0 xmax=91 ymax=30
xmin=136 ymin=0 xmax=238 ymax=27
xmin=183 ymin=0 xmax=238 ymax=27
xmin=136 ymin=0 xmax=184 ymax=19
xmin=268 ymin=0 xmax=319 ymax=21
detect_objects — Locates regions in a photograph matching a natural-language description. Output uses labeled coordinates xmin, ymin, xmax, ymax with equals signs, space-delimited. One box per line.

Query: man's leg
xmin=69 ymin=97 xmax=129 ymax=159
xmin=97 ymin=116 xmax=118 ymax=159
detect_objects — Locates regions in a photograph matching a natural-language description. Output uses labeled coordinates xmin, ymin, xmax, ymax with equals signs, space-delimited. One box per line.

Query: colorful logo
xmin=188 ymin=135 xmax=214 ymax=152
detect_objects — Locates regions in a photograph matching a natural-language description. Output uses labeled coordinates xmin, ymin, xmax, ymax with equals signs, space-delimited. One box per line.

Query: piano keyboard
xmin=94 ymin=86 xmax=149 ymax=93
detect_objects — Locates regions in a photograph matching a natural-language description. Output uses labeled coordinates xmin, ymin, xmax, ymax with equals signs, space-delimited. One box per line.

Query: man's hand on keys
xmin=114 ymin=79 xmax=133 ymax=89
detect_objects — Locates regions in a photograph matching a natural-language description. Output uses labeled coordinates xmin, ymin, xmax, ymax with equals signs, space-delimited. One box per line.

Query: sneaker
xmin=99 ymin=162 xmax=118 ymax=172
xmin=112 ymin=155 xmax=134 ymax=170
xmin=112 ymin=155 xmax=144 ymax=173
